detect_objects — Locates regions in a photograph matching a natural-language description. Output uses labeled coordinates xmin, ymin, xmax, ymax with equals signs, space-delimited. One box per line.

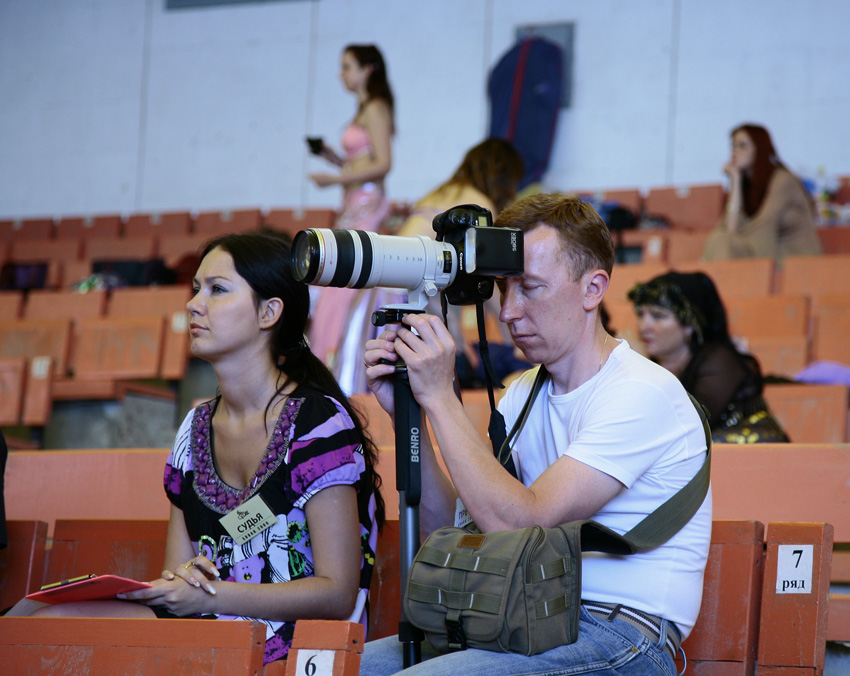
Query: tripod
xmin=392 ymin=360 xmax=425 ymax=667
xmin=371 ymin=301 xmax=509 ymax=667
xmin=372 ymin=306 xmax=425 ymax=666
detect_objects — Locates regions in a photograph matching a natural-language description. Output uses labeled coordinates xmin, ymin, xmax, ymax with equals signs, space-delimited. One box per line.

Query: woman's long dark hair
xmin=200 ymin=232 xmax=385 ymax=527
xmin=732 ymin=124 xmax=785 ymax=216
xmin=345 ymin=44 xmax=394 ymax=130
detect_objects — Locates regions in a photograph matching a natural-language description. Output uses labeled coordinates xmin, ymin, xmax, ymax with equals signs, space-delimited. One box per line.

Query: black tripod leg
xmin=393 ymin=365 xmax=424 ymax=667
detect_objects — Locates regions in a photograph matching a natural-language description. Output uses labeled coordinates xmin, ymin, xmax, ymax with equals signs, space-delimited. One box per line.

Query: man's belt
xmin=582 ymin=601 xmax=681 ymax=661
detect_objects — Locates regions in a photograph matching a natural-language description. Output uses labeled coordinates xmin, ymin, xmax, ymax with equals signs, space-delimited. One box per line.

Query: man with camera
xmin=361 ymin=193 xmax=711 ymax=676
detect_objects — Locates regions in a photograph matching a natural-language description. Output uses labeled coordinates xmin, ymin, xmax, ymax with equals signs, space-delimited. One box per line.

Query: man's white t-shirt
xmin=497 ymin=340 xmax=712 ymax=638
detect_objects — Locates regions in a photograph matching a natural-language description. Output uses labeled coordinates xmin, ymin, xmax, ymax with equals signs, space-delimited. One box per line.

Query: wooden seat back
xmin=0 ymin=357 xmax=25 ymax=425
xmin=810 ymin=292 xmax=850 ymax=365
xmin=108 ymin=286 xmax=191 ymax=380
xmin=0 ymin=520 xmax=47 ymax=611
xmin=0 ymin=319 xmax=71 ymax=378
xmin=758 ymin=522 xmax=833 ymax=676
xmin=368 ymin=519 xmax=401 ymax=641
xmin=763 ymin=383 xmax=849 ymax=443
xmin=23 ymin=289 xmax=107 ymax=321
xmin=84 ymin=235 xmax=157 ymax=262
xmin=0 ymin=290 xmax=24 ymax=319
xmin=70 ymin=316 xmax=164 ymax=380
xmin=124 ymin=211 xmax=192 ymax=238
xmin=0 ymin=617 xmax=266 ymax=675
xmin=44 ymin=519 xmax=169 ymax=585
xmin=680 ymin=520 xmax=765 ymax=676
xmin=194 ymin=209 xmax=263 ymax=236
xmin=780 ymin=253 xmax=850 ymax=299
xmin=725 ymin=294 xmax=809 ymax=341
xmin=607 ymin=262 xmax=668 ymax=305
xmin=678 ymin=257 xmax=776 ymax=298
xmin=55 ymin=216 xmax=121 ymax=241
xmin=665 ymin=231 xmax=712 ymax=265
xmin=747 ymin=336 xmax=809 ymax=379
xmin=645 ymin=184 xmax=725 ymax=231
xmin=264 ymin=208 xmax=337 ymax=238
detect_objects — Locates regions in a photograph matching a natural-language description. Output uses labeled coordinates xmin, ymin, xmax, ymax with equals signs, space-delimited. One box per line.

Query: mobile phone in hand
xmin=306 ymin=137 xmax=325 ymax=155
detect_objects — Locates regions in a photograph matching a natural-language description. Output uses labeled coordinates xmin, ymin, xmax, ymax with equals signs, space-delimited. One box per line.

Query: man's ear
xmin=259 ymin=297 xmax=284 ymax=329
xmin=583 ymin=269 xmax=610 ymax=310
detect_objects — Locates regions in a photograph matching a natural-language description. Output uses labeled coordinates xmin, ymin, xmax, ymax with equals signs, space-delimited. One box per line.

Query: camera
xmin=290 ymin=204 xmax=523 ymax=324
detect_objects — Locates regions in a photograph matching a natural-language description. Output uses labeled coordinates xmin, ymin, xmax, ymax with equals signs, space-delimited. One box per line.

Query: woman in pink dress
xmin=308 ymin=45 xmax=395 ymax=370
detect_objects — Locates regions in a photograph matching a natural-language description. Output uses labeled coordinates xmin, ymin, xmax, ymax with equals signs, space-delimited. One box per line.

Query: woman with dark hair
xmin=309 ymin=43 xmax=394 ymax=232
xmin=628 ymin=270 xmax=788 ymax=443
xmin=26 ymin=233 xmax=384 ymax=668
xmin=703 ymin=123 xmax=821 ymax=263
xmin=308 ymin=44 xmax=395 ymax=369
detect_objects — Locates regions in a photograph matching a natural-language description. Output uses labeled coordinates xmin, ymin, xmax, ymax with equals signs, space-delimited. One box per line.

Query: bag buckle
xmin=445 ymin=613 xmax=468 ymax=651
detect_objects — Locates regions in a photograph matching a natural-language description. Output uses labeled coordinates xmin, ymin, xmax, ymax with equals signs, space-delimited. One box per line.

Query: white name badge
xmin=219 ymin=493 xmax=278 ymax=546
xmin=454 ymin=498 xmax=474 ymax=529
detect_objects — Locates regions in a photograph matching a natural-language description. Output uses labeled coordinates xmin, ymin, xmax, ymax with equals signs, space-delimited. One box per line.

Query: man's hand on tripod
xmin=364 ymin=328 xmax=401 ymax=417
xmin=394 ymin=313 xmax=457 ymax=410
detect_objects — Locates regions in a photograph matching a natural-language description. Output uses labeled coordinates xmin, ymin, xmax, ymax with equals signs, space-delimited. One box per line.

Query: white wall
xmin=1 ymin=0 xmax=849 ymax=219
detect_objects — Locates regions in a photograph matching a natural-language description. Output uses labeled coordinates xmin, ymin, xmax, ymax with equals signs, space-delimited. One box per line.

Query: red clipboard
xmin=26 ymin=575 xmax=152 ymax=605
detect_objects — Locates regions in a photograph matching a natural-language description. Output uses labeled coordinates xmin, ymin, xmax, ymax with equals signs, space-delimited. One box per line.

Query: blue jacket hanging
xmin=488 ymin=37 xmax=563 ymax=189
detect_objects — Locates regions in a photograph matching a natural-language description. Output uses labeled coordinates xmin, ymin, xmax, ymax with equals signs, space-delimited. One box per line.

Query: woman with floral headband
xmin=628 ymin=270 xmax=788 ymax=443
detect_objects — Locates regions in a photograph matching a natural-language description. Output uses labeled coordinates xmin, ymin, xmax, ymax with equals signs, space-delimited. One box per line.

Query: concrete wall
xmin=1 ymin=0 xmax=849 ymax=219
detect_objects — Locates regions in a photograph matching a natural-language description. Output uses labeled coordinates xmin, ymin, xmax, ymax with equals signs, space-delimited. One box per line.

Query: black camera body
xmin=290 ymin=204 xmax=523 ymax=322
xmin=433 ymin=204 xmax=523 ymax=306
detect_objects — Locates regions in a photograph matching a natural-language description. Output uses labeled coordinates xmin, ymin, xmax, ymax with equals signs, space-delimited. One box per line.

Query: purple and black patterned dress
xmin=163 ymin=385 xmax=379 ymax=665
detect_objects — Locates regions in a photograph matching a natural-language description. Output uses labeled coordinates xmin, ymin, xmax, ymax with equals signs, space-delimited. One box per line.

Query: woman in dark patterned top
xmin=629 ymin=271 xmax=788 ymax=443
xmin=31 ymin=233 xmax=385 ymax=666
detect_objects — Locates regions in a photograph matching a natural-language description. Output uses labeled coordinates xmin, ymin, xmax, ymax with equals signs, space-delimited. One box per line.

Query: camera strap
xmin=473 ymin=301 xmax=519 ymax=479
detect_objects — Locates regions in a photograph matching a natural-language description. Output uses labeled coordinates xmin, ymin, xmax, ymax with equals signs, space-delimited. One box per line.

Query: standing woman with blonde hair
xmin=308 ymin=44 xmax=395 ymax=369
xmin=703 ymin=123 xmax=821 ymax=263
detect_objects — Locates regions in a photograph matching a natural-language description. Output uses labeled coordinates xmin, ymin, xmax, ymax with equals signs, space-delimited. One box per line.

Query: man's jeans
xmin=359 ymin=606 xmax=679 ymax=676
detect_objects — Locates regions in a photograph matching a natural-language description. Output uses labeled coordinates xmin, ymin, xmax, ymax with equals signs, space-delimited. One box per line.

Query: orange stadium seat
xmin=780 ymin=253 xmax=850 ymax=299
xmin=601 ymin=188 xmax=643 ymax=216
xmin=817 ymin=226 xmax=850 ymax=254
xmin=0 ymin=290 xmax=24 ymax=319
xmin=0 ymin=520 xmax=48 ymax=610
xmin=678 ymin=257 xmax=776 ymax=298
xmin=810 ymin=292 xmax=850 ymax=365
xmin=194 ymin=208 xmax=262 ymax=236
xmin=763 ymin=383 xmax=849 ymax=443
xmin=0 ymin=319 xmax=71 ymax=379
xmin=607 ymin=262 xmax=668 ymax=306
xmin=69 ymin=316 xmax=164 ymax=381
xmin=55 ymin=215 xmax=122 ymax=241
xmin=665 ymin=230 xmax=711 ymax=265
xmin=746 ymin=335 xmax=809 ymax=379
xmin=124 ymin=211 xmax=192 ymax=238
xmin=725 ymin=294 xmax=809 ymax=341
xmin=12 ymin=218 xmax=54 ymax=240
xmin=644 ymin=184 xmax=725 ymax=231
xmin=84 ymin=235 xmax=157 ymax=262
xmin=108 ymin=286 xmax=191 ymax=380
xmin=265 ymin=208 xmax=337 ymax=238
xmin=23 ymin=289 xmax=107 ymax=321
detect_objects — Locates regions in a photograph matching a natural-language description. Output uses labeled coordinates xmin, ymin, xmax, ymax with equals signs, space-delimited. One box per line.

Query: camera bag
xmin=403 ymin=366 xmax=711 ymax=655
